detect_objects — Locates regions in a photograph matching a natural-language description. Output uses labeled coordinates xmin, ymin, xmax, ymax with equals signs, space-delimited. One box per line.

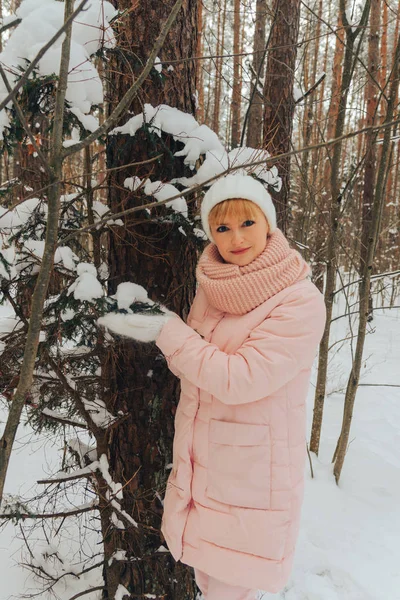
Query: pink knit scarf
xmin=196 ymin=229 xmax=311 ymax=315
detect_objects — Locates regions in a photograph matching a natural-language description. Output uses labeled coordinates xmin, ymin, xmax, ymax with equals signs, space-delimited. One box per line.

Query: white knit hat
xmin=201 ymin=174 xmax=277 ymax=242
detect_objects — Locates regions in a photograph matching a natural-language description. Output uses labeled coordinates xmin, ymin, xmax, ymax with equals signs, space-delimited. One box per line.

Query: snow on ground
xmin=1 ymin=291 xmax=400 ymax=600
xmin=269 ymin=298 xmax=400 ymax=600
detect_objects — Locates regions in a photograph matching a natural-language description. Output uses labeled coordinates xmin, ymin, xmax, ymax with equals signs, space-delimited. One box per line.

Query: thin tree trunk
xmin=296 ymin=1 xmax=322 ymax=247
xmin=196 ymin=0 xmax=204 ymax=122
xmin=359 ymin=0 xmax=380 ymax=273
xmin=379 ymin=0 xmax=388 ymax=118
xmin=333 ymin=31 xmax=400 ymax=483
xmin=309 ymin=0 xmax=331 ymax=257
xmin=246 ymin=0 xmax=267 ymax=148
xmin=96 ymin=56 xmax=107 ymax=204
xmin=212 ymin=1 xmax=223 ymax=135
xmin=309 ymin=0 xmax=371 ymax=457
xmin=312 ymin=10 xmax=345 ymax=292
xmin=230 ymin=0 xmax=242 ymax=148
xmin=84 ymin=145 xmax=101 ymax=268
xmin=379 ymin=0 xmax=400 ymax=273
xmin=0 ymin=0 xmax=75 ymax=505
xmin=212 ymin=5 xmax=223 ymax=135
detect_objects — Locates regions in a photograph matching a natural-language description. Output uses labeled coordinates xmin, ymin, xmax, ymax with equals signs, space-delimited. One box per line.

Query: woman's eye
xmin=216 ymin=225 xmax=229 ymax=233
xmin=243 ymin=220 xmax=255 ymax=227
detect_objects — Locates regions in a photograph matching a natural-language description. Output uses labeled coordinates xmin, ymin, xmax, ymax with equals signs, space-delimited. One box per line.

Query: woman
xmin=98 ymin=174 xmax=326 ymax=599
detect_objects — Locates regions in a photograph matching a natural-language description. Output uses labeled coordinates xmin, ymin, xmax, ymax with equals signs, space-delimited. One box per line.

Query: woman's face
xmin=209 ymin=203 xmax=269 ymax=266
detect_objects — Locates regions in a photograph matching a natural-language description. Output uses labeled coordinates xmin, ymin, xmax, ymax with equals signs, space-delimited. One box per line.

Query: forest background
xmin=0 ymin=0 xmax=399 ymax=599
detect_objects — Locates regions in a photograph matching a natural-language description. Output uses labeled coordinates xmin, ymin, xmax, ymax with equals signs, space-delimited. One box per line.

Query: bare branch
xmin=0 ymin=502 xmax=97 ymax=519
xmin=331 ymin=305 xmax=400 ymax=323
xmin=301 ymin=0 xmax=385 ymax=100
xmin=68 ymin=587 xmax=104 ymax=600
xmin=294 ymin=72 xmax=326 ymax=105
xmin=333 ymin=269 xmax=400 ymax=296
xmin=358 ymin=383 xmax=400 ymax=388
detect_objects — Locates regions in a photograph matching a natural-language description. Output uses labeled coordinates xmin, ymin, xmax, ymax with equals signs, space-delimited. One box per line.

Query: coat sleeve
xmin=156 ymin=284 xmax=326 ymax=405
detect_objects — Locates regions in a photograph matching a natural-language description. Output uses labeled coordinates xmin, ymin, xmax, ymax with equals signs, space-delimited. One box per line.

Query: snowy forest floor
xmin=0 ymin=299 xmax=399 ymax=600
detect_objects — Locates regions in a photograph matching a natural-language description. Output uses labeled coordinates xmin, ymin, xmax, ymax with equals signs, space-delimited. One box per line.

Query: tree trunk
xmin=309 ymin=0 xmax=371 ymax=457
xmin=212 ymin=0 xmax=227 ymax=136
xmin=0 ymin=0 xmax=74 ymax=507
xmin=379 ymin=0 xmax=388 ymax=117
xmin=262 ymin=0 xmax=301 ymax=232
xmin=196 ymin=0 xmax=204 ymax=123
xmin=312 ymin=10 xmax=345 ymax=292
xmin=246 ymin=0 xmax=267 ymax=148
xmin=309 ymin=0 xmax=332 ymax=263
xmin=295 ymin=0 xmax=322 ymax=248
xmin=333 ymin=31 xmax=400 ymax=483
xmin=98 ymin=1 xmax=199 ymax=598
xmin=230 ymin=0 xmax=242 ymax=148
xmin=359 ymin=0 xmax=380 ymax=273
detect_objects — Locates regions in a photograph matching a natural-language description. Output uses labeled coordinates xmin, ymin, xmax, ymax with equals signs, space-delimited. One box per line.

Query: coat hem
xmin=180 ymin=539 xmax=295 ymax=593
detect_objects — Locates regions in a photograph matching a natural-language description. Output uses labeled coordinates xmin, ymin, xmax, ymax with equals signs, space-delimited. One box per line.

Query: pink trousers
xmin=194 ymin=568 xmax=256 ymax=600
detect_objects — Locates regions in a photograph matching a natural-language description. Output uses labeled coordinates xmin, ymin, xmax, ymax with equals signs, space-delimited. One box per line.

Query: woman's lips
xmin=231 ymin=247 xmax=250 ymax=255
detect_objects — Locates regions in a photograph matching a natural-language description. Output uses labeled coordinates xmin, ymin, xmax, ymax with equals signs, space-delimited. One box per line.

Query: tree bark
xmin=263 ymin=0 xmax=301 ymax=232
xmin=230 ymin=0 xmax=242 ymax=148
xmin=212 ymin=0 xmax=227 ymax=136
xmin=99 ymin=1 xmax=199 ymax=598
xmin=196 ymin=0 xmax=204 ymax=123
xmin=359 ymin=0 xmax=380 ymax=273
xmin=295 ymin=0 xmax=322 ymax=248
xmin=312 ymin=10 xmax=345 ymax=292
xmin=246 ymin=0 xmax=268 ymax=148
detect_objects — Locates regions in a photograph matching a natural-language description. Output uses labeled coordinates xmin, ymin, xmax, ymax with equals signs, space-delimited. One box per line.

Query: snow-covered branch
xmin=0 ymin=0 xmax=89 ymax=113
xmin=37 ymin=460 xmax=100 ymax=485
xmin=0 ymin=18 xmax=22 ymax=35
xmin=41 ymin=408 xmax=87 ymax=429
xmin=61 ymin=0 xmax=185 ymax=159
xmin=59 ymin=115 xmax=400 ymax=245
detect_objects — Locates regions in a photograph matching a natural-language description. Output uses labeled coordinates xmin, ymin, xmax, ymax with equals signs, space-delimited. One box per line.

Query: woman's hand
xmin=97 ymin=308 xmax=177 ymax=343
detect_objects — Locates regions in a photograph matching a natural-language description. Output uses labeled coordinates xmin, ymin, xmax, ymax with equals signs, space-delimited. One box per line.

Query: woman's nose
xmin=230 ymin=229 xmax=245 ymax=246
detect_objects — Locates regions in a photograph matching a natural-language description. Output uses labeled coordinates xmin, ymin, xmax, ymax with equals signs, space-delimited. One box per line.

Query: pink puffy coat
xmin=155 ymin=278 xmax=326 ymax=593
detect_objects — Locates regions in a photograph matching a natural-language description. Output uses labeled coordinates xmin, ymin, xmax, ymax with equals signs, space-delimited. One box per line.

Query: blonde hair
xmin=208 ymin=198 xmax=267 ymax=229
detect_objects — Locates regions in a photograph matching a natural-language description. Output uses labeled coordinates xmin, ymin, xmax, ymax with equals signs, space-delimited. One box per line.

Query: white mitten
xmin=97 ymin=310 xmax=176 ymax=343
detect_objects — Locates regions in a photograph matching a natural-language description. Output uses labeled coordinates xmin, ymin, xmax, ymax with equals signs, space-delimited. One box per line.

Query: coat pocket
xmin=206 ymin=419 xmax=271 ymax=510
